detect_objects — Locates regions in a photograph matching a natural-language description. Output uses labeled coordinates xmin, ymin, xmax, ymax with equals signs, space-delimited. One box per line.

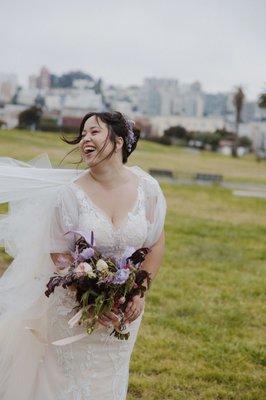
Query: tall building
xmin=203 ymin=93 xmax=228 ymax=117
xmin=139 ymin=78 xmax=204 ymax=117
xmin=0 ymin=73 xmax=18 ymax=103
xmin=28 ymin=75 xmax=38 ymax=89
xmin=38 ymin=66 xmax=51 ymax=89
xmin=139 ymin=78 xmax=179 ymax=116
xmin=28 ymin=67 xmax=51 ymax=90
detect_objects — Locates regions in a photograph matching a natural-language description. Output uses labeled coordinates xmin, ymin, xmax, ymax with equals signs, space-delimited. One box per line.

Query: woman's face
xmin=79 ymin=115 xmax=117 ymax=166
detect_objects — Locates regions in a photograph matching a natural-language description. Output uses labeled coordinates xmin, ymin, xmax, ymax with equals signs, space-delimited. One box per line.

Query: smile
xmin=83 ymin=145 xmax=96 ymax=154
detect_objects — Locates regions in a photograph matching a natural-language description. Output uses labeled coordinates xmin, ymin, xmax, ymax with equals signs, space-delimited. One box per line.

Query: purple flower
xmin=79 ymin=247 xmax=94 ymax=261
xmin=117 ymin=246 xmax=136 ymax=269
xmin=112 ymin=269 xmax=130 ymax=284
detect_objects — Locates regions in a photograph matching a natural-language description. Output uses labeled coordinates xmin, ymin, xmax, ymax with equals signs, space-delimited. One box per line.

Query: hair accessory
xmin=124 ymin=118 xmax=136 ymax=153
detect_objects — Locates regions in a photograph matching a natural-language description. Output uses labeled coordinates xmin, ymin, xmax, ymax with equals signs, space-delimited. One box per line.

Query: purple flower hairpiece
xmin=124 ymin=117 xmax=136 ymax=153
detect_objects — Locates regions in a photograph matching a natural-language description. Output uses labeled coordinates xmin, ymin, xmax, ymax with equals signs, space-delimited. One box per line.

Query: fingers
xmin=125 ymin=300 xmax=133 ymax=314
xmin=98 ymin=316 xmax=112 ymax=327
xmin=124 ymin=295 xmax=144 ymax=323
xmin=98 ymin=311 xmax=120 ymax=327
xmin=125 ymin=307 xmax=141 ymax=324
xmin=98 ymin=297 xmax=144 ymax=327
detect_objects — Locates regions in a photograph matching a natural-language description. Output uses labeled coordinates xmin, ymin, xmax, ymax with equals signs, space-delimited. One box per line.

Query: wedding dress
xmin=0 ymin=153 xmax=167 ymax=400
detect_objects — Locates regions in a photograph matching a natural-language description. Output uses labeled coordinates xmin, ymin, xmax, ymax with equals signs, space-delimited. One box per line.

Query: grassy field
xmin=0 ymin=129 xmax=265 ymax=399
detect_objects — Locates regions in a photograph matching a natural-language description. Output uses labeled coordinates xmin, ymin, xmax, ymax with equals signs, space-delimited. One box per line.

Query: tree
xmin=258 ymin=93 xmax=266 ymax=122
xmin=11 ymin=86 xmax=22 ymax=104
xmin=164 ymin=125 xmax=187 ymax=139
xmin=50 ymin=71 xmax=93 ymax=88
xmin=232 ymin=86 xmax=245 ymax=157
xmin=18 ymin=106 xmax=42 ymax=130
xmin=94 ymin=78 xmax=103 ymax=95
xmin=258 ymin=93 xmax=266 ymax=109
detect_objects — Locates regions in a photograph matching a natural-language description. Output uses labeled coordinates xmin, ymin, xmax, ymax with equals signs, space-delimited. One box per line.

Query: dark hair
xmin=58 ymin=111 xmax=140 ymax=168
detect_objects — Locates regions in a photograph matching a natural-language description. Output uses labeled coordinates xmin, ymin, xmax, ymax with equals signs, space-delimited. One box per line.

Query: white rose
xmin=96 ymin=259 xmax=109 ymax=272
xmin=75 ymin=262 xmax=96 ymax=278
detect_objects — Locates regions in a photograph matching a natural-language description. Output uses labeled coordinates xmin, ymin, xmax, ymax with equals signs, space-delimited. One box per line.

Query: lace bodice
xmin=49 ymin=165 xmax=167 ymax=255
xmin=68 ymin=177 xmax=148 ymax=261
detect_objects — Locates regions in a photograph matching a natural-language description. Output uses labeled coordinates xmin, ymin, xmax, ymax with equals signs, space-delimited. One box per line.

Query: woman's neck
xmin=86 ymin=162 xmax=130 ymax=190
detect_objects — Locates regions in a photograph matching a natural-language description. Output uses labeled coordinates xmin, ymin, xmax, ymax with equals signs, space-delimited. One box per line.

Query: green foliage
xmin=258 ymin=93 xmax=266 ymax=109
xmin=18 ymin=106 xmax=42 ymax=130
xmin=38 ymin=117 xmax=60 ymax=132
xmin=164 ymin=125 xmax=187 ymax=139
xmin=50 ymin=70 xmax=93 ymax=88
xmin=160 ymin=126 xmax=242 ymax=152
xmin=146 ymin=135 xmax=172 ymax=146
xmin=196 ymin=132 xmax=221 ymax=150
xmin=214 ymin=128 xmax=236 ymax=140
xmin=237 ymin=136 xmax=252 ymax=148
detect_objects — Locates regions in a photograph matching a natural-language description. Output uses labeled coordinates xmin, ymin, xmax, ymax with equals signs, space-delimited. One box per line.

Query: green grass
xmin=0 ymin=129 xmax=265 ymax=399
xmin=128 ymin=184 xmax=265 ymax=399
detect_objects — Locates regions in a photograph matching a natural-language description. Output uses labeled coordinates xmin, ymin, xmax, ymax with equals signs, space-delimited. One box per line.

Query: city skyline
xmin=1 ymin=0 xmax=265 ymax=100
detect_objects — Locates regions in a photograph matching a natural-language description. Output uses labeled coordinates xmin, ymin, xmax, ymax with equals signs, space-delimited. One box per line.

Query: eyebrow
xmin=83 ymin=126 xmax=101 ymax=131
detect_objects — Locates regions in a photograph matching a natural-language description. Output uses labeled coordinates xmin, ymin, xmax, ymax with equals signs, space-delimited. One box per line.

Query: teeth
xmin=84 ymin=146 xmax=96 ymax=153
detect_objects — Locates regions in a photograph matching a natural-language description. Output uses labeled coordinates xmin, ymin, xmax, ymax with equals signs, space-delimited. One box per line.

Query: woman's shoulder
xmin=129 ymin=166 xmax=166 ymax=209
xmin=128 ymin=165 xmax=160 ymax=188
xmin=54 ymin=182 xmax=79 ymax=207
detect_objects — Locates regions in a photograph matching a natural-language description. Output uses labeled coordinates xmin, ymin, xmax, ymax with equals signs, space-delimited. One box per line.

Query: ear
xmin=115 ymin=136 xmax=124 ymax=150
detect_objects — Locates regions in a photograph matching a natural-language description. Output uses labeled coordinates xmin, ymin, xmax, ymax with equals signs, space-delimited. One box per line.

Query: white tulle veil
xmin=0 ymin=152 xmax=167 ymax=400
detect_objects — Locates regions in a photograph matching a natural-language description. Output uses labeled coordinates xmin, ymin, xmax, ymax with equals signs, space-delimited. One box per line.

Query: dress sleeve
xmin=49 ymin=185 xmax=79 ymax=253
xmin=143 ymin=177 xmax=167 ymax=248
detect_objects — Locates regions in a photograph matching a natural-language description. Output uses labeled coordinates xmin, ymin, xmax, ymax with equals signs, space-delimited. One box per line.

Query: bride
xmin=0 ymin=111 xmax=167 ymax=399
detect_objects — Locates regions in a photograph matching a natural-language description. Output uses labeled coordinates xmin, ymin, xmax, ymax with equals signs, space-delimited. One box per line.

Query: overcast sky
xmin=1 ymin=0 xmax=265 ymax=100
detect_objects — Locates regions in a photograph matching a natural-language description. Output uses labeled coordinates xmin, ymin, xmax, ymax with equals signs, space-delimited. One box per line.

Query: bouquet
xmin=45 ymin=230 xmax=151 ymax=341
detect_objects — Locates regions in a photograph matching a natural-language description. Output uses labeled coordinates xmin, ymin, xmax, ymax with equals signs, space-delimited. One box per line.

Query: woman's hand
xmin=98 ymin=310 xmax=120 ymax=328
xmin=124 ymin=294 xmax=145 ymax=324
xmin=98 ymin=294 xmax=145 ymax=328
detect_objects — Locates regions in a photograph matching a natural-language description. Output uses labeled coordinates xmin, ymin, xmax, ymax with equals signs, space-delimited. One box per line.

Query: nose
xmin=82 ymin=133 xmax=92 ymax=142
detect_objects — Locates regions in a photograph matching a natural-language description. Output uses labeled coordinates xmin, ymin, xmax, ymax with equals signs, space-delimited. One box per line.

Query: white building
xmin=0 ymin=73 xmax=18 ymax=103
xmin=73 ymin=79 xmax=95 ymax=90
xmin=0 ymin=104 xmax=28 ymax=129
xmin=139 ymin=78 xmax=206 ymax=117
xmin=150 ymin=115 xmax=226 ymax=136
xmin=139 ymin=78 xmax=179 ymax=116
xmin=223 ymin=121 xmax=266 ymax=151
xmin=63 ymin=91 xmax=103 ymax=111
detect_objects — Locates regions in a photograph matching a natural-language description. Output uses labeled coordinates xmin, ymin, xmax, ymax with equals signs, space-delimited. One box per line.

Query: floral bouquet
xmin=45 ymin=230 xmax=151 ymax=341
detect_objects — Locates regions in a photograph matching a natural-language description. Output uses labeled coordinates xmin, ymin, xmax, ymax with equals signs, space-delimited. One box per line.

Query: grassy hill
xmin=0 ymin=129 xmax=265 ymax=399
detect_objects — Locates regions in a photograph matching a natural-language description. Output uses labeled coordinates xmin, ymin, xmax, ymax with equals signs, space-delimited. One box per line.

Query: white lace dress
xmin=47 ymin=177 xmax=148 ymax=400
xmin=0 ymin=158 xmax=167 ymax=400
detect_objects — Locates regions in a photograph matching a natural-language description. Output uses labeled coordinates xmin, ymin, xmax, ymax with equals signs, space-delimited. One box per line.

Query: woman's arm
xmin=50 ymin=252 xmax=74 ymax=272
xmin=139 ymin=229 xmax=166 ymax=289
xmin=50 ymin=252 xmax=85 ymax=293
xmin=124 ymin=229 xmax=166 ymax=323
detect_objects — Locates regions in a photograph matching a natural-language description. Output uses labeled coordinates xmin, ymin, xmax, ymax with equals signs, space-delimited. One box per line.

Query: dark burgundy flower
xmin=127 ymin=247 xmax=150 ymax=265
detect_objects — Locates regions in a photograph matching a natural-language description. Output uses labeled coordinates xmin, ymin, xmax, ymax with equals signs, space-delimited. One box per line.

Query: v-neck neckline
xmin=70 ymin=169 xmax=142 ymax=231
